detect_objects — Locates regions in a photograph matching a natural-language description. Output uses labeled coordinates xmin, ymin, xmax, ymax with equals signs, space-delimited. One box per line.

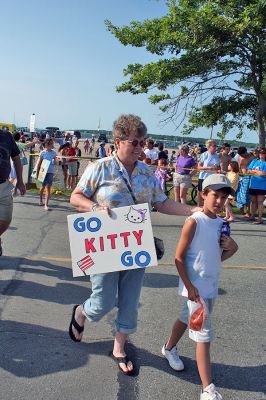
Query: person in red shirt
xmin=66 ymin=142 xmax=78 ymax=190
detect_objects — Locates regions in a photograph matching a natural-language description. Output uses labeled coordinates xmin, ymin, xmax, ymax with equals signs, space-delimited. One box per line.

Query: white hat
xmin=202 ymin=174 xmax=235 ymax=196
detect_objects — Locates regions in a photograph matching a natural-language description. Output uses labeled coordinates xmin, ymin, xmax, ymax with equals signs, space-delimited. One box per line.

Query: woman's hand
xmin=94 ymin=205 xmax=112 ymax=217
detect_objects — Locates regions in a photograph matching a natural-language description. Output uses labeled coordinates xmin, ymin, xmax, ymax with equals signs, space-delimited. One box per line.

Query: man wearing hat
xmin=98 ymin=142 xmax=107 ymax=158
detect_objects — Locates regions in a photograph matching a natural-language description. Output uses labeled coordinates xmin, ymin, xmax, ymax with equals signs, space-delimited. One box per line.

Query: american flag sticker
xmin=77 ymin=255 xmax=95 ymax=274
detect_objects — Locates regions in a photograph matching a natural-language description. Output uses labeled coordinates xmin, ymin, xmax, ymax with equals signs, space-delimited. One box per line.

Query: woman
xmin=197 ymin=140 xmax=220 ymax=206
xmin=69 ymin=114 xmax=196 ymax=375
xmin=247 ymin=148 xmax=266 ymax=224
xmin=235 ymin=146 xmax=254 ymax=217
xmin=173 ymin=145 xmax=196 ymax=204
xmin=58 ymin=142 xmax=71 ymax=188
xmin=224 ymin=161 xmax=240 ymax=222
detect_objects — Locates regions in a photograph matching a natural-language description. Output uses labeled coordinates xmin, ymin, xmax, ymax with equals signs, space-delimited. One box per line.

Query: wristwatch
xmin=91 ymin=203 xmax=99 ymax=212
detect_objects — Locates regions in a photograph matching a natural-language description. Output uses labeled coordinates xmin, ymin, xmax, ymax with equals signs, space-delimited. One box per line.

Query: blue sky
xmin=0 ymin=0 xmax=258 ymax=143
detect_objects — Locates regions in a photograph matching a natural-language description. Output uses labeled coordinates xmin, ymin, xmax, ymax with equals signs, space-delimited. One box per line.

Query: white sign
xmin=67 ymin=203 xmax=158 ymax=277
xmin=29 ymin=113 xmax=36 ymax=133
xmin=37 ymin=159 xmax=50 ymax=183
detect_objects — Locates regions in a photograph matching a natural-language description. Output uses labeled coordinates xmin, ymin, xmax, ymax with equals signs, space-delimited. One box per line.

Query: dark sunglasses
xmin=124 ymin=139 xmax=145 ymax=147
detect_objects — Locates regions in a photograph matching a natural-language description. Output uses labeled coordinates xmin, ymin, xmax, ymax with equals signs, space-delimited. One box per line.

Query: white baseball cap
xmin=202 ymin=174 xmax=235 ymax=196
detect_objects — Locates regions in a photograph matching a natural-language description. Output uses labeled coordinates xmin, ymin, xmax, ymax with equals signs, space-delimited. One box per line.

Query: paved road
xmin=0 ymin=194 xmax=265 ymax=400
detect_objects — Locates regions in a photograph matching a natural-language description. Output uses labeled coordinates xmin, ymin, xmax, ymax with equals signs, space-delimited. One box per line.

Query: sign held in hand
xmin=67 ymin=203 xmax=158 ymax=276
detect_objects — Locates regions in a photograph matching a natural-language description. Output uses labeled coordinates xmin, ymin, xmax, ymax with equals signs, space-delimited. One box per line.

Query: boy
xmin=36 ymin=138 xmax=56 ymax=210
xmin=162 ymin=174 xmax=238 ymax=400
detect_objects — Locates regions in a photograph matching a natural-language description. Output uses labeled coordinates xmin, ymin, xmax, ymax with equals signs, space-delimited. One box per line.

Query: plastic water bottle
xmin=221 ymin=221 xmax=231 ymax=237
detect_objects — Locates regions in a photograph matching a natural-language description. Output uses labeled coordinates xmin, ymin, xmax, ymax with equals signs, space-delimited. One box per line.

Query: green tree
xmin=106 ymin=0 xmax=266 ymax=146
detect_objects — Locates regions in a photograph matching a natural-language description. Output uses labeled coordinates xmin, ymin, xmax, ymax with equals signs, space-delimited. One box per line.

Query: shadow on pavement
xmin=230 ymin=229 xmax=266 ymax=237
xmin=0 ymin=320 xmax=112 ymax=377
xmin=0 ymin=280 xmax=91 ymax=305
xmin=143 ymin=273 xmax=227 ymax=294
xmin=0 ymin=257 xmax=88 ymax=282
xmin=143 ymin=272 xmax=179 ymax=288
xmin=0 ymin=320 xmax=264 ymax=396
xmin=15 ymin=200 xmax=73 ymax=212
xmin=129 ymin=343 xmax=265 ymax=394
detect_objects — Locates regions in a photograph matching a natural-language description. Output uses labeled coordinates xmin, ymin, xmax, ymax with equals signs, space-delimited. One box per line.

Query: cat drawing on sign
xmin=125 ymin=206 xmax=147 ymax=224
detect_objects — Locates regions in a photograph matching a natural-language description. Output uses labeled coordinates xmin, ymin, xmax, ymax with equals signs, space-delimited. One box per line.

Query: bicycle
xmin=165 ymin=182 xmax=198 ymax=205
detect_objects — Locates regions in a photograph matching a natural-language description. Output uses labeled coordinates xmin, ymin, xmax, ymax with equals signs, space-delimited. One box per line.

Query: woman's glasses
xmin=123 ymin=139 xmax=145 ymax=147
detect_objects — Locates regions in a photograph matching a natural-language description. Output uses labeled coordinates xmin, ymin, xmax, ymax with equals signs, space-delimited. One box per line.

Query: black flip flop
xmin=68 ymin=305 xmax=84 ymax=342
xmin=109 ymin=351 xmax=135 ymax=376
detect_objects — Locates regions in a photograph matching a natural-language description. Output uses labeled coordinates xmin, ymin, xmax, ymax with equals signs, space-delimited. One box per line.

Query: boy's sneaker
xmin=200 ymin=383 xmax=222 ymax=400
xmin=161 ymin=344 xmax=184 ymax=371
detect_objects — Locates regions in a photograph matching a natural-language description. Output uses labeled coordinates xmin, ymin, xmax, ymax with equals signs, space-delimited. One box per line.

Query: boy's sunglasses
xmin=123 ymin=139 xmax=145 ymax=147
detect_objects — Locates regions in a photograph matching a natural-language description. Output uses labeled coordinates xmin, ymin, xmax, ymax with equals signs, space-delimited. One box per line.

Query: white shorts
xmin=179 ymin=298 xmax=215 ymax=343
xmin=173 ymin=173 xmax=192 ymax=189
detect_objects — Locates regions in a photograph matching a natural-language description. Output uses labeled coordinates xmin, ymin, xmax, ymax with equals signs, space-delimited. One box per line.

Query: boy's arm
xmin=175 ymin=218 xmax=200 ymax=302
xmin=220 ymin=235 xmax=238 ymax=261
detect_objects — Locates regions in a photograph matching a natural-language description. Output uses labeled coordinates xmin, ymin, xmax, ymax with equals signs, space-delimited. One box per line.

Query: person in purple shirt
xmin=173 ymin=145 xmax=196 ymax=204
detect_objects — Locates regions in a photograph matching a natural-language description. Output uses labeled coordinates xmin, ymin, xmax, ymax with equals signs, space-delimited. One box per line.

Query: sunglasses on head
xmin=124 ymin=139 xmax=145 ymax=147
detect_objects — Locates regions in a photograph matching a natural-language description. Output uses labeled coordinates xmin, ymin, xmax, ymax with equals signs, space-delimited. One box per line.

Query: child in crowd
xmin=58 ymin=142 xmax=70 ymax=188
xmin=75 ymin=142 xmax=82 ymax=185
xmin=169 ymin=150 xmax=176 ymax=167
xmin=36 ymin=138 xmax=57 ymax=211
xmin=83 ymin=139 xmax=90 ymax=155
xmin=162 ymin=174 xmax=238 ymax=400
xmin=107 ymin=144 xmax=116 ymax=156
xmin=143 ymin=157 xmax=157 ymax=173
xmin=155 ymin=158 xmax=171 ymax=192
xmin=66 ymin=142 xmax=79 ymax=190
xmin=224 ymin=161 xmax=240 ymax=222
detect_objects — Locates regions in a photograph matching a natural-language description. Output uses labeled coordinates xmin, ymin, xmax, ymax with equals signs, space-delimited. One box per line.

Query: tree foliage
xmin=105 ymin=0 xmax=266 ymax=146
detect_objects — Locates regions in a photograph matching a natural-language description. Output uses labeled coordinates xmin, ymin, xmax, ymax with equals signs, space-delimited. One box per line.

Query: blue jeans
xmin=82 ymin=268 xmax=146 ymax=334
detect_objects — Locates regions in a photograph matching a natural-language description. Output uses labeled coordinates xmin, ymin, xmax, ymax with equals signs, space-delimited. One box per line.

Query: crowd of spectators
xmin=6 ymin=129 xmax=266 ymax=223
xmin=130 ymin=137 xmax=265 ymax=223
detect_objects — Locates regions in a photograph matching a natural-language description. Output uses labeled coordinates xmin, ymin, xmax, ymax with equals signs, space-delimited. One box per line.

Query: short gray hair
xmin=112 ymin=114 xmax=147 ymax=141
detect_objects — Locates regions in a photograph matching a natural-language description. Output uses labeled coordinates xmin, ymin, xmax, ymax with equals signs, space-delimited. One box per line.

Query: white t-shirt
xmin=178 ymin=211 xmax=223 ymax=299
xmin=144 ymin=148 xmax=158 ymax=162
xmin=198 ymin=151 xmax=220 ymax=180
